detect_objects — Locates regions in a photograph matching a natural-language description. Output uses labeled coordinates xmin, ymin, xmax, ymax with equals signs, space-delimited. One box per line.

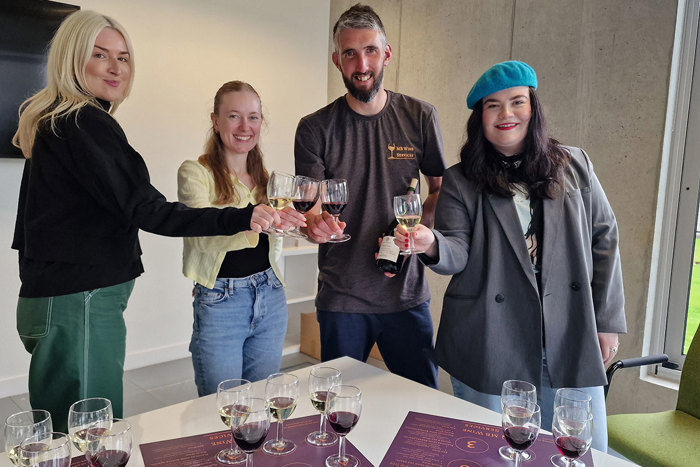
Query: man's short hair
xmin=332 ymin=3 xmax=387 ymax=52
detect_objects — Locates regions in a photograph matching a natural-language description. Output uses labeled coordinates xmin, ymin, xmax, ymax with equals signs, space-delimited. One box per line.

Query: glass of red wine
xmin=550 ymin=406 xmax=593 ymax=467
xmin=216 ymin=378 xmax=252 ymax=464
xmin=289 ymin=175 xmax=320 ymax=239
xmin=17 ymin=432 xmax=71 ymax=467
xmin=85 ymin=418 xmax=132 ymax=467
xmin=262 ymin=373 xmax=299 ymax=455
xmin=231 ymin=398 xmax=270 ymax=467
xmin=325 ymin=384 xmax=362 ymax=467
xmin=499 ymin=380 xmax=537 ymax=461
xmin=501 ymin=399 xmax=540 ymax=467
xmin=306 ymin=366 xmax=342 ymax=447
xmin=321 ymin=179 xmax=351 ymax=243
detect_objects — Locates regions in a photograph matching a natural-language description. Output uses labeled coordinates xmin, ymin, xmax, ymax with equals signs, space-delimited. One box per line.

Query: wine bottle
xmin=376 ymin=178 xmax=418 ymax=274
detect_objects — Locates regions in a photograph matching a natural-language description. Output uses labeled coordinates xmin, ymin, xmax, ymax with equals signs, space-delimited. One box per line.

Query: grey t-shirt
xmin=294 ymin=91 xmax=446 ymax=313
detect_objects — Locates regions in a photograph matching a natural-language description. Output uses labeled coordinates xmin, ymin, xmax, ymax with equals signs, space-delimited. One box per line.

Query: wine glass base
xmin=327 ymin=234 xmax=351 ymax=243
xmin=216 ymin=448 xmax=247 ymax=464
xmin=262 ymin=438 xmax=296 ymax=456
xmin=306 ymin=430 xmax=338 ymax=447
xmin=400 ymin=250 xmax=425 ymax=255
xmin=326 ymin=454 xmax=359 ymax=467
xmin=499 ymin=445 xmax=533 ymax=461
xmin=285 ymin=229 xmax=308 ymax=239
xmin=551 ymin=454 xmax=585 ymax=466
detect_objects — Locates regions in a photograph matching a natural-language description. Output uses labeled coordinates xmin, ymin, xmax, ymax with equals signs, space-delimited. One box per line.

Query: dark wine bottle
xmin=376 ymin=178 xmax=418 ymax=274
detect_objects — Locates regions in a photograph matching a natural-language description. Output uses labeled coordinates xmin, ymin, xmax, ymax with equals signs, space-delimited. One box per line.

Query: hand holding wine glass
xmin=263 ymin=373 xmax=299 ymax=455
xmin=320 ymin=179 xmax=351 ymax=243
xmin=4 ymin=410 xmax=52 ymax=465
xmin=306 ymin=366 xmax=342 ymax=447
xmin=67 ymin=397 xmax=113 ymax=453
xmin=551 ymin=406 xmax=593 ymax=467
xmin=393 ymin=194 xmax=423 ymax=254
xmin=325 ymin=385 xmax=362 ymax=467
xmin=17 ymin=432 xmax=71 ymax=467
xmin=216 ymin=378 xmax=252 ymax=464
xmin=84 ymin=418 xmax=132 ymax=467
xmin=502 ymin=399 xmax=540 ymax=467
xmin=263 ymin=171 xmax=296 ymax=236
xmin=499 ymin=380 xmax=537 ymax=461
xmin=231 ymin=398 xmax=270 ymax=467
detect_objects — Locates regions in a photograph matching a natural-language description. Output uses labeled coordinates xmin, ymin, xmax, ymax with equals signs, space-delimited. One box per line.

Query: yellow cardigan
xmin=177 ymin=160 xmax=283 ymax=289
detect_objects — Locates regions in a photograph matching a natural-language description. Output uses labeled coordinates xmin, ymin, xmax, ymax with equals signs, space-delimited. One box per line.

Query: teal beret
xmin=466 ymin=61 xmax=538 ymax=109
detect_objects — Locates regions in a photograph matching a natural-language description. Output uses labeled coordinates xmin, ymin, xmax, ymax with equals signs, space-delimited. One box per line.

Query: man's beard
xmin=342 ymin=68 xmax=384 ymax=103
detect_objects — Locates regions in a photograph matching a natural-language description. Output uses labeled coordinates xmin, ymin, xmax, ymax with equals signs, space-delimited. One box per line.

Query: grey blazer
xmin=427 ymin=146 xmax=626 ymax=393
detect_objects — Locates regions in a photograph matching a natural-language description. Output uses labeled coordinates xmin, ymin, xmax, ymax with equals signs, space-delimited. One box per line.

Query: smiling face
xmin=84 ymin=27 xmax=131 ymax=102
xmin=481 ymin=86 xmax=532 ymax=156
xmin=211 ymin=90 xmax=262 ymax=157
xmin=332 ymin=28 xmax=391 ymax=103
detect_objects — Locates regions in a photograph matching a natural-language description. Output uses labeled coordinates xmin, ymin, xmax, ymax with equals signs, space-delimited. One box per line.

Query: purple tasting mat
xmin=139 ymin=414 xmax=373 ymax=466
xmin=379 ymin=411 xmax=594 ymax=467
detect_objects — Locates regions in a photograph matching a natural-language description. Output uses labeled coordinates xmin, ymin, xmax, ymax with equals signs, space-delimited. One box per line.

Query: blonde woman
xmin=178 ymin=81 xmax=291 ymax=396
xmin=11 ymin=11 xmax=304 ymax=431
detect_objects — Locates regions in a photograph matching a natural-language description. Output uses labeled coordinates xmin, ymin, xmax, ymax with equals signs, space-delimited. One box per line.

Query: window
xmin=646 ymin=0 xmax=700 ymax=382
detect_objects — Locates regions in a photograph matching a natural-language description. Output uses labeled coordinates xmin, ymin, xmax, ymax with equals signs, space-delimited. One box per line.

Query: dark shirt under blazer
xmin=427 ymin=146 xmax=626 ymax=393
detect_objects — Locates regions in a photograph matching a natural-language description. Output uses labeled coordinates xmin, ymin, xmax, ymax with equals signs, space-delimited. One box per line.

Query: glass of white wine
xmin=262 ymin=373 xmax=298 ymax=455
xmin=4 ymin=410 xmax=52 ymax=466
xmin=263 ymin=170 xmax=296 ymax=237
xmin=306 ymin=366 xmax=341 ymax=447
xmin=393 ymin=193 xmax=423 ymax=255
xmin=67 ymin=397 xmax=112 ymax=453
xmin=216 ymin=379 xmax=252 ymax=465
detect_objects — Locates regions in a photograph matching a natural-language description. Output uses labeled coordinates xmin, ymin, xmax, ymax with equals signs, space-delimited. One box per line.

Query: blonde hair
xmin=12 ymin=10 xmax=135 ymax=158
xmin=199 ymin=81 xmax=269 ymax=205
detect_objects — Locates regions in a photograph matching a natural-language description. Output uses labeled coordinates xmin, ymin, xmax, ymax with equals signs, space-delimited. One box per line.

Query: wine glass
xmin=393 ymin=193 xmax=423 ymax=254
xmin=325 ymin=384 xmax=362 ymax=467
xmin=550 ymin=389 xmax=593 ymax=467
xmin=216 ymin=379 xmax=252 ymax=464
xmin=67 ymin=397 xmax=113 ymax=453
xmin=231 ymin=397 xmax=270 ymax=467
xmin=262 ymin=373 xmax=299 ymax=455
xmin=306 ymin=366 xmax=342 ymax=447
xmin=84 ymin=418 xmax=132 ymax=467
xmin=502 ymin=399 xmax=541 ymax=467
xmin=288 ymin=175 xmax=320 ymax=239
xmin=550 ymin=406 xmax=593 ymax=467
xmin=263 ymin=170 xmax=296 ymax=236
xmin=321 ymin=179 xmax=351 ymax=243
xmin=499 ymin=380 xmax=537 ymax=461
xmin=17 ymin=432 xmax=71 ymax=467
xmin=4 ymin=410 xmax=52 ymax=465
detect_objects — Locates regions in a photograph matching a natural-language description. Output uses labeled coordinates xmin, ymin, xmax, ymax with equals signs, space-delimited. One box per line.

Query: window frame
xmin=644 ymin=0 xmax=700 ymax=386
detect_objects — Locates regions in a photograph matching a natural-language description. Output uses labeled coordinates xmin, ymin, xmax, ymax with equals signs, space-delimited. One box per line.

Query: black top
xmin=12 ymin=100 xmax=255 ymax=297
xmin=217 ymin=222 xmax=271 ymax=279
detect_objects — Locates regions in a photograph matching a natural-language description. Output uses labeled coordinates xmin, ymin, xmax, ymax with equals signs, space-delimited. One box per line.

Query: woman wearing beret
xmin=395 ymin=61 xmax=626 ymax=451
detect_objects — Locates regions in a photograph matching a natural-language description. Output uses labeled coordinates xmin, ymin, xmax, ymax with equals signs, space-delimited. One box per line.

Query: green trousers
xmin=16 ymin=280 xmax=135 ymax=433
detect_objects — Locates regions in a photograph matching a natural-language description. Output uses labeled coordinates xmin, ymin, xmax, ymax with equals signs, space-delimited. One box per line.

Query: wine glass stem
xmin=230 ymin=427 xmax=237 ymax=453
xmin=514 ymin=451 xmax=522 ymax=467
xmin=408 ymin=228 xmax=415 ymax=253
xmin=319 ymin=413 xmax=327 ymax=435
xmin=338 ymin=435 xmax=347 ymax=461
xmin=277 ymin=419 xmax=284 ymax=443
xmin=246 ymin=452 xmax=253 ymax=467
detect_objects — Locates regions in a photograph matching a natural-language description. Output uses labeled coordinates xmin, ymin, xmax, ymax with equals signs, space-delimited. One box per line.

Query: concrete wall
xmin=328 ymin=0 xmax=678 ymax=414
xmin=0 ymin=0 xmax=330 ymax=397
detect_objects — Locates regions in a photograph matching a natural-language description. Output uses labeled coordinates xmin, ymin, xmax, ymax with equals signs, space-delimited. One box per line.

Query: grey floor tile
xmin=125 ymin=358 xmax=194 ymax=391
xmin=123 ymin=390 xmax=166 ymax=418
xmin=148 ymin=381 xmax=199 ymax=407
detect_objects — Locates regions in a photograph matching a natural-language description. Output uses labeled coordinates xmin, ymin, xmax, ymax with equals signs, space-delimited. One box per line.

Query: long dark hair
xmin=199 ymin=81 xmax=268 ymax=205
xmin=459 ymin=88 xmax=569 ymax=199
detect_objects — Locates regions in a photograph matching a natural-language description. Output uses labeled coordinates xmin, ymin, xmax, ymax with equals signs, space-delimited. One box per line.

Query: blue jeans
xmin=317 ymin=301 xmax=438 ymax=388
xmin=450 ymin=352 xmax=608 ymax=452
xmin=190 ymin=268 xmax=287 ymax=396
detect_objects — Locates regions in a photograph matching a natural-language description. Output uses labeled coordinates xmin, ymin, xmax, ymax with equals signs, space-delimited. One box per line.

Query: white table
xmin=1 ymin=357 xmax=635 ymax=466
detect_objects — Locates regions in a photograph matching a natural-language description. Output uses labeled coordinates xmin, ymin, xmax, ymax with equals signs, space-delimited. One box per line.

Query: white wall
xmin=0 ymin=0 xmax=330 ymax=397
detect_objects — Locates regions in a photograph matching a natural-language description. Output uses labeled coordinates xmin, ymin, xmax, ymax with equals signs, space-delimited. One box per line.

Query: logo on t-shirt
xmin=387 ymin=143 xmax=415 ymax=160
